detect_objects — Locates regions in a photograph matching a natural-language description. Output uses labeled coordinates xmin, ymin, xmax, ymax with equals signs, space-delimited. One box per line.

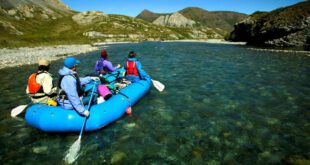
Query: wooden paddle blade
xmin=11 ymin=105 xmax=27 ymax=117
xmin=152 ymin=80 xmax=165 ymax=92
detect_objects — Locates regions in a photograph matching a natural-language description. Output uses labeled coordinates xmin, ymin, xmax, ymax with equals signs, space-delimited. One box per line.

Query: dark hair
xmin=38 ymin=65 xmax=50 ymax=72
xmin=128 ymin=51 xmax=136 ymax=58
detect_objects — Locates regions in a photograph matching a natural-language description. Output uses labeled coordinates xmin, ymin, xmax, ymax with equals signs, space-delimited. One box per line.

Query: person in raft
xmin=26 ymin=59 xmax=57 ymax=105
xmin=94 ymin=49 xmax=121 ymax=75
xmin=57 ymin=57 xmax=98 ymax=117
xmin=124 ymin=51 xmax=150 ymax=83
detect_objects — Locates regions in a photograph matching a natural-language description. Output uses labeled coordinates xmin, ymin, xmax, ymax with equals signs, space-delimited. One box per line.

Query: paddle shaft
xmin=79 ymin=83 xmax=97 ymax=138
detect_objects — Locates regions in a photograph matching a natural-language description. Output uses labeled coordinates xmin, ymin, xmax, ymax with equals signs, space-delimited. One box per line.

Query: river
xmin=0 ymin=42 xmax=309 ymax=164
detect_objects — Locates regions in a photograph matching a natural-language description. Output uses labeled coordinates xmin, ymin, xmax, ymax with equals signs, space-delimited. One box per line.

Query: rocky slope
xmin=0 ymin=0 xmax=73 ymax=18
xmin=137 ymin=7 xmax=248 ymax=38
xmin=153 ymin=12 xmax=195 ymax=27
xmin=228 ymin=1 xmax=310 ymax=50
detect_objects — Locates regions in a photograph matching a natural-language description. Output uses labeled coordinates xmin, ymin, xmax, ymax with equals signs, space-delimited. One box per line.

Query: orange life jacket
xmin=126 ymin=61 xmax=139 ymax=76
xmin=28 ymin=73 xmax=43 ymax=94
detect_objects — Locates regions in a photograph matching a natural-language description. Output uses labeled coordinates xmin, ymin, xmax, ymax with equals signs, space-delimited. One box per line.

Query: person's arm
xmin=136 ymin=61 xmax=150 ymax=80
xmin=41 ymin=74 xmax=55 ymax=95
xmin=104 ymin=60 xmax=118 ymax=72
xmin=94 ymin=61 xmax=100 ymax=75
xmin=79 ymin=76 xmax=92 ymax=86
xmin=61 ymin=76 xmax=85 ymax=114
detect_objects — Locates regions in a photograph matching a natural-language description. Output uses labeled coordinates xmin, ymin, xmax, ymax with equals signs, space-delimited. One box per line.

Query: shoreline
xmin=247 ymin=47 xmax=310 ymax=55
xmin=1 ymin=40 xmax=309 ymax=70
xmin=162 ymin=39 xmax=247 ymax=45
xmin=0 ymin=44 xmax=99 ymax=70
xmin=92 ymin=41 xmax=138 ymax=46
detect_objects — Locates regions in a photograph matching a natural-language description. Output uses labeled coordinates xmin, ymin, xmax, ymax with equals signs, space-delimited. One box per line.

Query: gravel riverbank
xmin=0 ymin=45 xmax=98 ymax=70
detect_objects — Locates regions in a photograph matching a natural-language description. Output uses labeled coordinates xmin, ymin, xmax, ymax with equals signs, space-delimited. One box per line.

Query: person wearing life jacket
xmin=125 ymin=51 xmax=150 ymax=83
xmin=94 ymin=49 xmax=120 ymax=75
xmin=57 ymin=57 xmax=98 ymax=117
xmin=26 ymin=59 xmax=57 ymax=104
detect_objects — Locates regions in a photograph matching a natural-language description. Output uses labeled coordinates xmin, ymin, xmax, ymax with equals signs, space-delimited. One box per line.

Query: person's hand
xmin=90 ymin=77 xmax=100 ymax=81
xmin=117 ymin=64 xmax=121 ymax=68
xmin=83 ymin=110 xmax=90 ymax=117
xmin=51 ymin=87 xmax=58 ymax=93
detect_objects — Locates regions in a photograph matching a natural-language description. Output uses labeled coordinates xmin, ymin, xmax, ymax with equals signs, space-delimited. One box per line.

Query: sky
xmin=62 ymin=0 xmax=306 ymax=17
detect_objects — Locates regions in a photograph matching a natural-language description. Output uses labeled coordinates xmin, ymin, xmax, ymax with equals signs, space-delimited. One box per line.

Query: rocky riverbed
xmin=0 ymin=45 xmax=98 ymax=69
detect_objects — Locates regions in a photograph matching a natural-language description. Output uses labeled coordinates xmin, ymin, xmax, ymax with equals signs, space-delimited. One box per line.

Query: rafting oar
xmin=64 ymin=83 xmax=97 ymax=164
xmin=151 ymin=79 xmax=165 ymax=92
xmin=11 ymin=104 xmax=28 ymax=117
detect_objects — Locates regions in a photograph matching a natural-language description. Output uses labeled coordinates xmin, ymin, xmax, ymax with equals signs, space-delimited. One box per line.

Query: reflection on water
xmin=0 ymin=42 xmax=309 ymax=164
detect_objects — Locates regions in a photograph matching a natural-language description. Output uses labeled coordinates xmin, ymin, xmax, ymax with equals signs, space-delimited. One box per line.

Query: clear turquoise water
xmin=0 ymin=42 xmax=309 ymax=164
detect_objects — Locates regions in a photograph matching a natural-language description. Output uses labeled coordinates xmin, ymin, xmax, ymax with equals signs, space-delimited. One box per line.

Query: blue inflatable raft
xmin=25 ymin=78 xmax=151 ymax=132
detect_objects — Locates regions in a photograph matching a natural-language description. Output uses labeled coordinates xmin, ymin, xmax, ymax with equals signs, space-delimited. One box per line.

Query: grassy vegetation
xmin=250 ymin=1 xmax=310 ymax=28
xmin=0 ymin=12 xmax=196 ymax=48
xmin=135 ymin=7 xmax=248 ymax=40
xmin=0 ymin=4 xmax=250 ymax=48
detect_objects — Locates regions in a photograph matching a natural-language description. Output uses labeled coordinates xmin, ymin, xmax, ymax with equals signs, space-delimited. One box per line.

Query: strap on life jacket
xmin=126 ymin=60 xmax=139 ymax=76
xmin=58 ymin=73 xmax=83 ymax=99
xmin=28 ymin=72 xmax=44 ymax=94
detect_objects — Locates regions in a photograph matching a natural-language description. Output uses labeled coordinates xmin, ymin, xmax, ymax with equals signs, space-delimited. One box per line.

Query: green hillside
xmin=136 ymin=7 xmax=247 ymax=38
xmin=0 ymin=0 xmax=248 ymax=48
xmin=180 ymin=7 xmax=247 ymax=31
xmin=0 ymin=10 xmax=185 ymax=48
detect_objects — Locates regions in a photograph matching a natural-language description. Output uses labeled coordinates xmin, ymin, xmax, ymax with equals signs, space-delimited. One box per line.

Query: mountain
xmin=136 ymin=7 xmax=248 ymax=38
xmin=180 ymin=7 xmax=248 ymax=31
xmin=0 ymin=0 xmax=248 ymax=48
xmin=0 ymin=0 xmax=73 ymax=15
xmin=228 ymin=1 xmax=310 ymax=50
xmin=136 ymin=9 xmax=163 ymax=22
xmin=0 ymin=0 xmax=193 ymax=47
xmin=152 ymin=12 xmax=195 ymax=27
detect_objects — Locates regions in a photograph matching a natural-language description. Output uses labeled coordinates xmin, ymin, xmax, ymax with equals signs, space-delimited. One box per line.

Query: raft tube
xmin=25 ymin=78 xmax=151 ymax=132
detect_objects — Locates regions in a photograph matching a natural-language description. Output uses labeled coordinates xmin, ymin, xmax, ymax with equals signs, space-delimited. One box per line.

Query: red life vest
xmin=28 ymin=73 xmax=43 ymax=94
xmin=126 ymin=61 xmax=139 ymax=76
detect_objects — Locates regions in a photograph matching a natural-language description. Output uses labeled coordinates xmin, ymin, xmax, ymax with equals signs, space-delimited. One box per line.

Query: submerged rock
xmin=259 ymin=151 xmax=271 ymax=159
xmin=124 ymin=123 xmax=136 ymax=129
xmin=266 ymin=117 xmax=279 ymax=125
xmin=32 ymin=146 xmax=48 ymax=154
xmin=282 ymin=155 xmax=310 ymax=165
xmin=111 ymin=151 xmax=126 ymax=164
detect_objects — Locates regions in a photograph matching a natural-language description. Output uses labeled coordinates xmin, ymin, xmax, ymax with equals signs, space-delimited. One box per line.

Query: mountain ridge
xmin=137 ymin=7 xmax=248 ymax=30
xmin=0 ymin=0 xmax=72 ymax=13
xmin=0 ymin=1 xmax=247 ymax=48
xmin=136 ymin=7 xmax=248 ymax=38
